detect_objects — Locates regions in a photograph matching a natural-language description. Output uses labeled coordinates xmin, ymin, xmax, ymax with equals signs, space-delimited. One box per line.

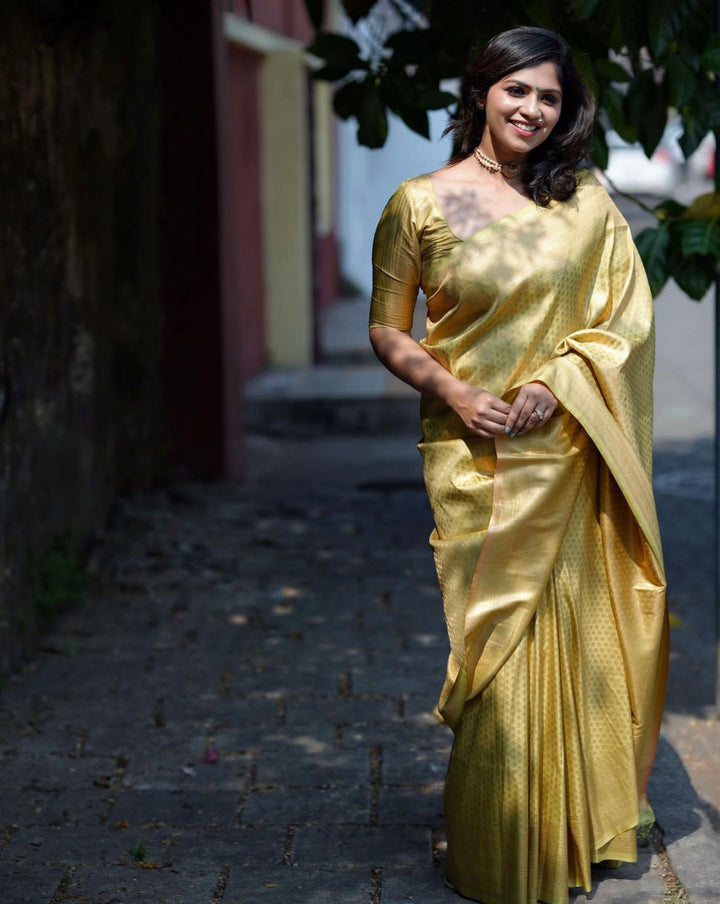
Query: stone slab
xmin=569 ymin=850 xmax=666 ymax=903
xmin=381 ymin=866 xmax=465 ymax=903
xmin=241 ymin=787 xmax=370 ymax=827
xmin=291 ymin=826 xmax=432 ymax=868
xmin=1 ymin=826 xmax=139 ymax=868
xmin=377 ymin=784 xmax=444 ymax=826
xmin=123 ymin=826 xmax=287 ymax=868
xmin=222 ymin=866 xmax=372 ymax=904
xmin=0 ymin=787 xmax=112 ymax=827
xmin=108 ymin=789 xmax=239 ymax=828
xmin=0 ymin=863 xmax=65 ymax=904
xmin=382 ymin=746 xmax=450 ymax=785
xmin=254 ymin=746 xmax=369 ymax=789
xmin=58 ymin=863 xmax=219 ymax=904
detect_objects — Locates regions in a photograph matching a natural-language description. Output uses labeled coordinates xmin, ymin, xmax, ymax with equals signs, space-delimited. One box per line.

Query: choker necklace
xmin=473 ymin=145 xmax=524 ymax=179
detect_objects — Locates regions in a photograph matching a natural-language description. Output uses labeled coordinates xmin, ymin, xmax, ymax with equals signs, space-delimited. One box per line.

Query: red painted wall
xmin=315 ymin=232 xmax=340 ymax=311
xmin=159 ymin=1 xmax=225 ymax=478
xmin=226 ymin=45 xmax=266 ymax=379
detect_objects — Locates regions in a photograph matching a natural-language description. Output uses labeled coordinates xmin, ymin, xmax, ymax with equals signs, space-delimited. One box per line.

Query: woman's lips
xmin=509 ymin=120 xmax=541 ymax=136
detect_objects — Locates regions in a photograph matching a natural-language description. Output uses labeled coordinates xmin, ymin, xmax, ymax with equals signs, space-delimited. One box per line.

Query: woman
xmin=369 ymin=26 xmax=668 ymax=904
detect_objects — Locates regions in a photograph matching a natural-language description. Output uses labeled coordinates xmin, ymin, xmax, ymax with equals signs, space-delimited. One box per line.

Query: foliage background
xmin=305 ymin=0 xmax=720 ymax=300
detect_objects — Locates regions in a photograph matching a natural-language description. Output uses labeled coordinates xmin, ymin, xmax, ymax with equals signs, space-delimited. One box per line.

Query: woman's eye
xmin=542 ymin=94 xmax=558 ymax=104
xmin=507 ymin=86 xmax=524 ymax=96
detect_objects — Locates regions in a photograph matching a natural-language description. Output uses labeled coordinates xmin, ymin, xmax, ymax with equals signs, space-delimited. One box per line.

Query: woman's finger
xmin=505 ymin=392 xmax=532 ymax=434
xmin=511 ymin=397 xmax=538 ymax=435
xmin=524 ymin=399 xmax=557 ymax=434
xmin=484 ymin=407 xmax=511 ymax=425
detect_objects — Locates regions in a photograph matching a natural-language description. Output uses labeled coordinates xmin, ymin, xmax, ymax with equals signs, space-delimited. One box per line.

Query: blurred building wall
xmin=0 ymin=2 xmax=164 ymax=668
xmin=223 ymin=0 xmax=340 ymax=366
xmin=0 ymin=0 xmax=340 ymax=669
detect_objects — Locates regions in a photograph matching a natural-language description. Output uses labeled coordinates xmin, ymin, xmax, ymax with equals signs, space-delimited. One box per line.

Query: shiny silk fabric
xmin=369 ymin=170 xmax=668 ymax=904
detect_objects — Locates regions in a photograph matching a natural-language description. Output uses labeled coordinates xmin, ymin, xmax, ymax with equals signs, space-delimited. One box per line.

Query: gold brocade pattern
xmin=370 ymin=171 xmax=668 ymax=904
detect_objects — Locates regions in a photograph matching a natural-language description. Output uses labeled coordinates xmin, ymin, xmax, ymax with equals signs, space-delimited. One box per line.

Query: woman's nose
xmin=520 ymin=94 xmax=541 ymax=120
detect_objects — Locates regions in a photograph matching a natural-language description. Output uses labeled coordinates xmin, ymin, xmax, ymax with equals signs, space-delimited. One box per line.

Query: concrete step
xmin=243 ymin=363 xmax=421 ymax=436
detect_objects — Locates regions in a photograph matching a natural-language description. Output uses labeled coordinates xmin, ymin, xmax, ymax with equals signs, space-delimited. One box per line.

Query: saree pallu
xmin=370 ymin=170 xmax=668 ymax=904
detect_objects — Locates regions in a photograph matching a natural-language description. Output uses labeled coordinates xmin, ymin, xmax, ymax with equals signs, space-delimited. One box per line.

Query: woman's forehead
xmin=496 ymin=61 xmax=561 ymax=91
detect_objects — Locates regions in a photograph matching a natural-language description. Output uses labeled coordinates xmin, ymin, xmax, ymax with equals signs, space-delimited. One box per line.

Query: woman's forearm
xmin=369 ymin=325 xmax=514 ymax=439
xmin=369 ymin=326 xmax=466 ymax=408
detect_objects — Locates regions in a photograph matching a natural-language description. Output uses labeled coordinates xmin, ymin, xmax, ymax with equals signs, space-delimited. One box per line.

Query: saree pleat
xmin=369 ymin=169 xmax=668 ymax=904
xmin=443 ymin=438 xmax=640 ymax=903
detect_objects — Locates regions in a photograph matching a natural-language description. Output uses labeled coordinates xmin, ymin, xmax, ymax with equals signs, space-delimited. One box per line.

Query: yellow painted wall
xmin=260 ymin=49 xmax=314 ymax=367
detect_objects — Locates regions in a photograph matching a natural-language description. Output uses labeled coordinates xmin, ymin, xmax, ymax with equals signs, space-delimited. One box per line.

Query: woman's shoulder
xmin=574 ymin=167 xmax=617 ymax=205
xmin=377 ymin=173 xmax=441 ymax=230
xmin=572 ymin=167 xmax=628 ymax=224
xmin=385 ymin=172 xmax=434 ymax=206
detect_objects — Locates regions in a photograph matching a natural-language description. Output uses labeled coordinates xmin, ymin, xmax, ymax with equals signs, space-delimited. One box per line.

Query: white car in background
xmin=598 ymin=123 xmax=685 ymax=196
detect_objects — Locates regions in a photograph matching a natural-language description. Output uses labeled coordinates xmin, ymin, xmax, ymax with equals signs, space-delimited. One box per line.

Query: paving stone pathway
xmin=0 ymin=434 xmax=718 ymax=903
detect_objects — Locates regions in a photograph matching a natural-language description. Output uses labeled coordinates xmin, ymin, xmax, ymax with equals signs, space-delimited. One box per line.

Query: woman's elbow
xmin=369 ymin=326 xmax=407 ymax=363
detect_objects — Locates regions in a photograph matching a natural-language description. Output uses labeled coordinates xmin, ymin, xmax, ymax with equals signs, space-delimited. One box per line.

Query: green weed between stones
xmin=31 ymin=538 xmax=87 ymax=622
xmin=128 ymin=842 xmax=147 ymax=863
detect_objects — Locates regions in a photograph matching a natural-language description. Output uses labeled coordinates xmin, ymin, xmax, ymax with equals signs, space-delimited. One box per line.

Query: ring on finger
xmin=534 ymin=409 xmax=546 ymax=420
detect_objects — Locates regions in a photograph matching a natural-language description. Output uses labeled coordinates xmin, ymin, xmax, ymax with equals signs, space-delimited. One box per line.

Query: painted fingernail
xmin=504 ymin=426 xmax=511 ymax=434
xmin=509 ymin=432 xmax=516 ymax=438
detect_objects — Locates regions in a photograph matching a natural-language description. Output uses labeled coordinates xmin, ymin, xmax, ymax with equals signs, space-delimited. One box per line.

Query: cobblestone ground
xmin=0 ymin=434 xmax=716 ymax=903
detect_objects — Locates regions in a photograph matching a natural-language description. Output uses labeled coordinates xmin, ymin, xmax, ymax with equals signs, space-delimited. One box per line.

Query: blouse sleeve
xmin=369 ymin=181 xmax=422 ymax=331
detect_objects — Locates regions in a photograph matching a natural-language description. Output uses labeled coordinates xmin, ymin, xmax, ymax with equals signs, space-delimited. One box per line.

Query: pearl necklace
xmin=473 ymin=145 xmax=525 ymax=179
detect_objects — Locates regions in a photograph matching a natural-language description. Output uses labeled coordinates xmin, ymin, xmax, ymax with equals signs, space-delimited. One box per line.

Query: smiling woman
xmin=368 ymin=26 xmax=669 ymax=904
xmin=480 ymin=66 xmax=562 ymax=156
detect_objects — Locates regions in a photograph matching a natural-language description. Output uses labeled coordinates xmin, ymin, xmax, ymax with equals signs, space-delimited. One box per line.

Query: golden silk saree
xmin=369 ymin=170 xmax=668 ymax=904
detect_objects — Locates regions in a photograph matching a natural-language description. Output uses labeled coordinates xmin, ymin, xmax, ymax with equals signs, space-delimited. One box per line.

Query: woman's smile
xmin=479 ymin=60 xmax=563 ymax=161
xmin=508 ymin=119 xmax=542 ymax=137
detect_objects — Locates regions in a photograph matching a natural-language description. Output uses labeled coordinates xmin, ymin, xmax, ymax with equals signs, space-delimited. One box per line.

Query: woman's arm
xmin=369 ymin=326 xmax=511 ymax=438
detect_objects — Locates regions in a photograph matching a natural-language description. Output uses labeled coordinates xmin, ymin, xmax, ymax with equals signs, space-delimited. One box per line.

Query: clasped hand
xmin=452 ymin=382 xmax=558 ymax=439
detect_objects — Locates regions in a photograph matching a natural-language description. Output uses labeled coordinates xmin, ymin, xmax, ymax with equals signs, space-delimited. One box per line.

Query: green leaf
xmin=357 ymin=80 xmax=388 ymax=148
xmin=601 ymin=84 xmax=636 ymax=143
xmin=647 ymin=0 xmax=680 ymax=57
xmin=679 ymin=111 xmax=707 ymax=158
xmin=380 ymin=70 xmax=415 ymax=113
xmin=683 ymin=192 xmax=720 ymax=219
xmin=415 ymin=88 xmax=457 ymax=110
xmin=314 ymin=64 xmax=360 ymax=82
xmin=619 ymin=1 xmax=647 ymax=56
xmin=625 ymin=69 xmax=667 ymax=157
xmin=635 ymin=225 xmax=671 ymax=296
xmin=572 ymin=46 xmax=598 ymax=97
xmin=340 ymin=0 xmax=377 ymax=23
xmin=302 ymin=0 xmax=324 ymax=30
xmin=565 ymin=0 xmax=601 ymax=20
xmin=675 ymin=0 xmax=713 ymax=68
xmin=308 ymin=32 xmax=363 ymax=69
xmin=333 ymin=78 xmax=366 ymax=120
xmin=665 ymin=56 xmax=697 ymax=108
xmin=702 ymin=33 xmax=720 ymax=72
xmin=645 ymin=0 xmax=708 ymax=63
xmin=594 ymin=58 xmax=632 ymax=84
xmin=397 ymin=107 xmax=431 ymax=138
xmin=672 ymin=253 xmax=717 ymax=300
xmin=678 ymin=218 xmax=720 ymax=257
xmin=385 ymin=28 xmax=435 ymax=64
xmin=589 ymin=126 xmax=609 ymax=170
xmin=654 ymin=199 xmax=688 ymax=221
xmin=679 ymin=77 xmax=720 ymax=156
xmin=519 ymin=0 xmax=564 ymax=29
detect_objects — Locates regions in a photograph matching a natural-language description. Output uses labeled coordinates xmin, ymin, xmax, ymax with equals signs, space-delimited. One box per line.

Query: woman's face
xmin=481 ymin=61 xmax=562 ymax=159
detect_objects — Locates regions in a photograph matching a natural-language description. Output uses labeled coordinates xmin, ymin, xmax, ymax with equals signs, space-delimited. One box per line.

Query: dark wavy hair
xmin=445 ymin=27 xmax=596 ymax=205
